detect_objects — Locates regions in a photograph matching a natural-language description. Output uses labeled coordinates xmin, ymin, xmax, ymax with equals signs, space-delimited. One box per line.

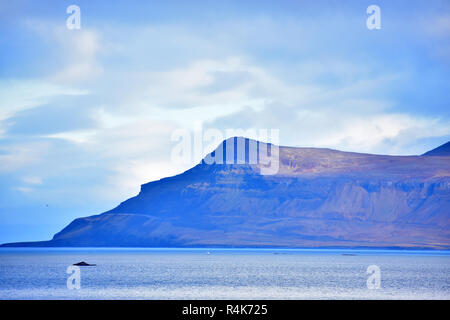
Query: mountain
xmin=422 ymin=141 xmax=450 ymax=156
xmin=2 ymin=138 xmax=450 ymax=249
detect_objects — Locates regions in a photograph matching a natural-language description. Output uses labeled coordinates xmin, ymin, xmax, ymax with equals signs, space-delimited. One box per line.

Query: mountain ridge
xmin=2 ymin=138 xmax=450 ymax=249
xmin=422 ymin=141 xmax=450 ymax=156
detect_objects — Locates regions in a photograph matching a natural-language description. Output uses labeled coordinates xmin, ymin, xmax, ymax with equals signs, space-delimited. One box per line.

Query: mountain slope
xmin=422 ymin=141 xmax=450 ymax=156
xmin=3 ymin=138 xmax=450 ymax=249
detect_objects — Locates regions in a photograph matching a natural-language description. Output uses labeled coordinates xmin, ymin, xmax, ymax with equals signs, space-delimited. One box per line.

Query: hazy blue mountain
xmin=422 ymin=141 xmax=450 ymax=156
xmin=3 ymin=138 xmax=450 ymax=249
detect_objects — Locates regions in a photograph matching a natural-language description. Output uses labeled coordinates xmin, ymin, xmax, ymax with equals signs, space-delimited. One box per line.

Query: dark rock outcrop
xmin=73 ymin=261 xmax=96 ymax=266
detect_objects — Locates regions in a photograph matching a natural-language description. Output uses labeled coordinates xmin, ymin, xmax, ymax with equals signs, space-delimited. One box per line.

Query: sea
xmin=0 ymin=248 xmax=449 ymax=300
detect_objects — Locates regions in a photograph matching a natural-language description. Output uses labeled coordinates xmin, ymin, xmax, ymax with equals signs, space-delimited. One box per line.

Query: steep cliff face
xmin=4 ymin=138 xmax=450 ymax=249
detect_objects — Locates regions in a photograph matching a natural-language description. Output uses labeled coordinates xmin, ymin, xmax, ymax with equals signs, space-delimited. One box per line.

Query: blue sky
xmin=0 ymin=0 xmax=449 ymax=243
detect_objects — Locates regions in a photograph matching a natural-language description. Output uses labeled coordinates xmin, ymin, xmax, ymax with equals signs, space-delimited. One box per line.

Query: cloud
xmin=0 ymin=80 xmax=88 ymax=121
xmin=0 ymin=140 xmax=51 ymax=173
xmin=312 ymin=113 xmax=450 ymax=154
xmin=208 ymin=102 xmax=450 ymax=155
xmin=21 ymin=176 xmax=43 ymax=185
xmin=121 ymin=57 xmax=261 ymax=111
xmin=39 ymin=114 xmax=186 ymax=200
xmin=49 ymin=30 xmax=103 ymax=83
xmin=420 ymin=14 xmax=450 ymax=63
xmin=424 ymin=14 xmax=450 ymax=36
xmin=5 ymin=99 xmax=99 ymax=136
xmin=13 ymin=176 xmax=43 ymax=194
xmin=13 ymin=186 xmax=33 ymax=193
xmin=21 ymin=19 xmax=103 ymax=84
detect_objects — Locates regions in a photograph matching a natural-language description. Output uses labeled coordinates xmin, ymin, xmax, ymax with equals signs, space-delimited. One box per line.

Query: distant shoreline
xmin=1 ymin=246 xmax=449 ymax=253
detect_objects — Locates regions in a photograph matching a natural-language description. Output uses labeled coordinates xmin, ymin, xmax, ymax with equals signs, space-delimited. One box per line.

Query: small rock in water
xmin=73 ymin=261 xmax=96 ymax=266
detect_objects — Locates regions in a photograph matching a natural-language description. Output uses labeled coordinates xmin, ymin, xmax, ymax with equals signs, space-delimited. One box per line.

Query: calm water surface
xmin=0 ymin=248 xmax=449 ymax=299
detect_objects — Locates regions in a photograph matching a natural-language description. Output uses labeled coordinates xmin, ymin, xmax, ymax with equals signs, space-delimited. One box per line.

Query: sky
xmin=0 ymin=0 xmax=449 ymax=243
